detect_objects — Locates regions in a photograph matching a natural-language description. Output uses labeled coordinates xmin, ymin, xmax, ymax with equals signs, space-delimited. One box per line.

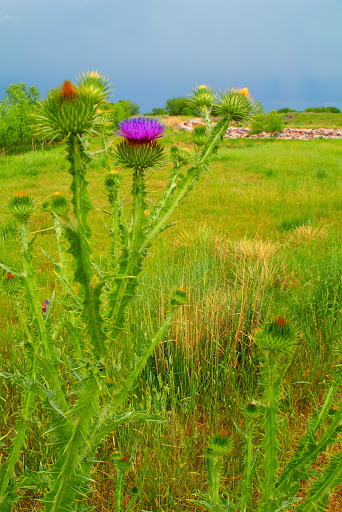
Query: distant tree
xmin=0 ymin=83 xmax=40 ymax=152
xmin=165 ymin=97 xmax=198 ymax=116
xmin=304 ymin=106 xmax=341 ymax=113
xmin=127 ymin=100 xmax=140 ymax=115
xmin=107 ymin=100 xmax=132 ymax=126
xmin=277 ymin=108 xmax=297 ymax=114
xmin=151 ymin=107 xmax=167 ymax=116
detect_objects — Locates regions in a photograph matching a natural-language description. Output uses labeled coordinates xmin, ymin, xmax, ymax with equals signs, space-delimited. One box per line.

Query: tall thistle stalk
xmin=0 ymin=75 xmax=255 ymax=511
xmin=193 ymin=317 xmax=342 ymax=512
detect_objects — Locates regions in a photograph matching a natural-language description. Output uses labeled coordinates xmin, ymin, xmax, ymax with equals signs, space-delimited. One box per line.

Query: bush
xmin=250 ymin=110 xmax=284 ymax=135
xmin=304 ymin=106 xmax=341 ymax=113
xmin=165 ymin=97 xmax=198 ymax=116
xmin=107 ymin=100 xmax=133 ymax=126
xmin=151 ymin=108 xmax=167 ymax=116
xmin=0 ymin=83 xmax=42 ymax=152
xmin=277 ymin=108 xmax=297 ymax=114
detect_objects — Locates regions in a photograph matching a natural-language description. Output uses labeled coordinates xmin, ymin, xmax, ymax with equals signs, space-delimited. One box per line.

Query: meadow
xmin=1 ymin=119 xmax=342 ymax=511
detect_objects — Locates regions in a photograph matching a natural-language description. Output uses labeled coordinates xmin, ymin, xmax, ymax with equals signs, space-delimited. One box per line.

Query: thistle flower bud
xmin=130 ymin=487 xmax=139 ymax=497
xmin=213 ymin=89 xmax=255 ymax=126
xmin=242 ymin=401 xmax=260 ymax=419
xmin=207 ymin=434 xmax=232 ymax=456
xmin=104 ymin=172 xmax=123 ymax=193
xmin=192 ymin=126 xmax=207 ymax=147
xmin=170 ymin=288 xmax=187 ymax=307
xmin=189 ymin=85 xmax=216 ymax=110
xmin=77 ymin=71 xmax=111 ymax=102
xmin=6 ymin=193 xmax=37 ymax=222
xmin=255 ymin=317 xmax=297 ymax=354
xmin=113 ymin=455 xmax=132 ymax=473
xmin=0 ymin=272 xmax=21 ymax=296
xmin=36 ymin=81 xmax=105 ymax=139
xmin=50 ymin=193 xmax=70 ymax=216
xmin=170 ymin=146 xmax=192 ymax=166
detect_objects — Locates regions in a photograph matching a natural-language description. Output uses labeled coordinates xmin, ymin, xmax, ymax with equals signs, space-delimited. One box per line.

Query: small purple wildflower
xmin=42 ymin=300 xmax=49 ymax=314
xmin=116 ymin=117 xmax=164 ymax=143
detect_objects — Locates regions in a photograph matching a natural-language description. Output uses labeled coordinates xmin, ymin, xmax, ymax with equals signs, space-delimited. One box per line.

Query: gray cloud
xmin=0 ymin=0 xmax=341 ymax=112
xmin=0 ymin=14 xmax=13 ymax=23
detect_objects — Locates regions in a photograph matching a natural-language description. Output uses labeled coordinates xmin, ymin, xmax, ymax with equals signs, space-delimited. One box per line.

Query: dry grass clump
xmin=286 ymin=224 xmax=329 ymax=245
xmin=160 ymin=116 xmax=188 ymax=127
xmin=217 ymin=236 xmax=279 ymax=263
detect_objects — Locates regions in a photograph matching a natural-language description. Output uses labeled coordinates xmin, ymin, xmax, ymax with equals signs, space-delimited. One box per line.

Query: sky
xmin=1 ymin=0 xmax=342 ymax=113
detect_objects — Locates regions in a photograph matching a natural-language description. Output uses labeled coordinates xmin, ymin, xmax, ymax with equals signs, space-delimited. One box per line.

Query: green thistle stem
xmin=67 ymin=135 xmax=106 ymax=357
xmin=201 ymin=106 xmax=213 ymax=134
xmin=259 ymin=353 xmax=280 ymax=512
xmin=108 ymin=168 xmax=147 ymax=342
xmin=114 ymin=469 xmax=124 ymax=512
xmin=51 ymin=211 xmax=68 ymax=282
xmin=208 ymin=455 xmax=221 ymax=505
xmin=109 ymin=192 xmax=121 ymax=260
xmin=149 ymin=160 xmax=181 ymax=225
xmin=241 ymin=427 xmax=255 ymax=512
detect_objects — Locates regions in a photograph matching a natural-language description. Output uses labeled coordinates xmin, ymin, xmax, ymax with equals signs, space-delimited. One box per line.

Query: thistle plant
xmin=193 ymin=317 xmax=342 ymax=511
xmin=0 ymin=76 xmax=255 ymax=511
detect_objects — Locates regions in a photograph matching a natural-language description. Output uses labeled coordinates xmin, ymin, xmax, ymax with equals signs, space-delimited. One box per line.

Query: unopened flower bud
xmin=255 ymin=317 xmax=297 ymax=354
xmin=77 ymin=71 xmax=111 ymax=102
xmin=192 ymin=126 xmax=207 ymax=147
xmin=104 ymin=172 xmax=123 ymax=193
xmin=207 ymin=434 xmax=232 ymax=456
xmin=189 ymin=85 xmax=215 ymax=110
xmin=171 ymin=288 xmax=187 ymax=307
xmin=50 ymin=193 xmax=69 ymax=216
xmin=6 ymin=194 xmax=37 ymax=222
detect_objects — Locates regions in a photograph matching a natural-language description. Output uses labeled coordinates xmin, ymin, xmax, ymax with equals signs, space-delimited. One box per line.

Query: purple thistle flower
xmin=116 ymin=117 xmax=164 ymax=143
xmin=42 ymin=299 xmax=49 ymax=314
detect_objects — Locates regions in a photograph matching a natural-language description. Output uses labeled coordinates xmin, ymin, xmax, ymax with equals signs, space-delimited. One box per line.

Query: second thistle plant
xmin=193 ymin=317 xmax=342 ymax=512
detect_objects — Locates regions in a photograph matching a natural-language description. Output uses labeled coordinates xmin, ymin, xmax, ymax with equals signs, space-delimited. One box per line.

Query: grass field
xmin=283 ymin=112 xmax=342 ymax=129
xmin=1 ymin=126 xmax=342 ymax=510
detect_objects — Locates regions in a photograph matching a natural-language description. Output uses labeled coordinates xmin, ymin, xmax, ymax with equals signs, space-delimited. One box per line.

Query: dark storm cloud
xmin=1 ymin=0 xmax=341 ymax=111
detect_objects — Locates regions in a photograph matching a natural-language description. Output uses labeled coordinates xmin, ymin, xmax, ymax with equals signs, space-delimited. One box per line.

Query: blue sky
xmin=1 ymin=0 xmax=341 ymax=112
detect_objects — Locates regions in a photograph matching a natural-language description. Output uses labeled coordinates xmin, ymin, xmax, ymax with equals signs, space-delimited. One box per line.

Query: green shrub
xmin=277 ymin=107 xmax=297 ymax=114
xmin=250 ymin=110 xmax=284 ymax=135
xmin=151 ymin=107 xmax=167 ymax=116
xmin=165 ymin=97 xmax=198 ymax=116
xmin=0 ymin=83 xmax=42 ymax=152
xmin=304 ymin=106 xmax=341 ymax=113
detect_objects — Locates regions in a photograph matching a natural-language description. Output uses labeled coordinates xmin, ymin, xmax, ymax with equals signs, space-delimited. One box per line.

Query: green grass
xmin=1 ymin=130 xmax=342 ymax=510
xmin=284 ymin=112 xmax=342 ymax=129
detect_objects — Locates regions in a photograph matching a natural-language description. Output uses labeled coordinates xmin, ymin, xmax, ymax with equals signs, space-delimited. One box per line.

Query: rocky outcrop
xmin=178 ymin=119 xmax=342 ymax=140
